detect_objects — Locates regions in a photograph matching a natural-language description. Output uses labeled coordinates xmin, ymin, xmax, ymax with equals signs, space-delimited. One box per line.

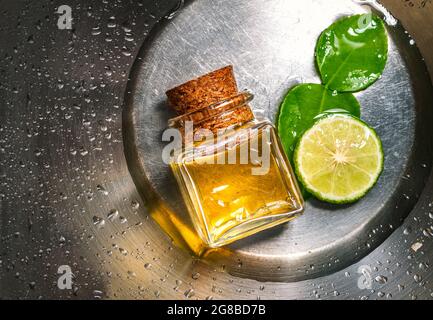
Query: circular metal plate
xmin=124 ymin=0 xmax=433 ymax=282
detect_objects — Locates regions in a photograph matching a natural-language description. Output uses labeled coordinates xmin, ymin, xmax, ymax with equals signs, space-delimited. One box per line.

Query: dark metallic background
xmin=1 ymin=0 xmax=433 ymax=300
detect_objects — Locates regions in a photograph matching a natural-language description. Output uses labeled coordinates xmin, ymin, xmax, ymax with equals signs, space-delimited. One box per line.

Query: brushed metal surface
xmin=1 ymin=0 xmax=433 ymax=300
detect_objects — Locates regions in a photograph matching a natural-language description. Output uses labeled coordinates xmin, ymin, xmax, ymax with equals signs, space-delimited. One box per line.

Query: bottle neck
xmin=168 ymin=91 xmax=255 ymax=132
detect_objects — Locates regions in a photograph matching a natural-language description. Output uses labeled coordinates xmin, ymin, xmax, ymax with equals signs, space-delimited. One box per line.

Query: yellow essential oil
xmin=171 ymin=124 xmax=303 ymax=247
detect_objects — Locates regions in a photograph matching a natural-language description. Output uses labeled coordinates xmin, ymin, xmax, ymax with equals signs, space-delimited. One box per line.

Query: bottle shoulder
xmin=171 ymin=118 xmax=277 ymax=163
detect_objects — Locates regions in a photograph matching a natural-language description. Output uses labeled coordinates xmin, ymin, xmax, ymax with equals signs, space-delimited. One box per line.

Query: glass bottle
xmin=165 ymin=66 xmax=304 ymax=248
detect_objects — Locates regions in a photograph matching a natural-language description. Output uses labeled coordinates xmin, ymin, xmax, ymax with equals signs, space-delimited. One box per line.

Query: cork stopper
xmin=166 ymin=66 xmax=254 ymax=133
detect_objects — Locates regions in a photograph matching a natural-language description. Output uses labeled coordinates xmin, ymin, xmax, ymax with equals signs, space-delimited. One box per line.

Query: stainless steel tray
xmin=124 ymin=0 xmax=433 ymax=292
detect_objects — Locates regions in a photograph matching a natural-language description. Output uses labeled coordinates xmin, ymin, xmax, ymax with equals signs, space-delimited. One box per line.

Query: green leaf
xmin=277 ymin=84 xmax=361 ymax=158
xmin=316 ymin=14 xmax=388 ymax=92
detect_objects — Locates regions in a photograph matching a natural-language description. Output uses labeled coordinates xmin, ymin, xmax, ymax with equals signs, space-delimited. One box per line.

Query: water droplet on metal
xmin=144 ymin=263 xmax=152 ymax=270
xmin=375 ymin=275 xmax=388 ymax=284
xmin=107 ymin=209 xmax=119 ymax=221
xmin=93 ymin=216 xmax=105 ymax=229
xmin=184 ymin=288 xmax=195 ymax=298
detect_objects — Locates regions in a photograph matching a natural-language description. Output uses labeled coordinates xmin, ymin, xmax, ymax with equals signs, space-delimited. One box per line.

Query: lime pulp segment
xmin=294 ymin=114 xmax=384 ymax=204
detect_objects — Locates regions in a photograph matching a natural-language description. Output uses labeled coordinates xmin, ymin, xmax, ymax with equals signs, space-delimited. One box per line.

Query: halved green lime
xmin=294 ymin=114 xmax=384 ymax=204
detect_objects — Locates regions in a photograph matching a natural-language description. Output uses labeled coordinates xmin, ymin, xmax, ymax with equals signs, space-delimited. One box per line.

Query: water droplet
xmin=34 ymin=149 xmax=42 ymax=157
xmin=96 ymin=184 xmax=109 ymax=195
xmin=144 ymin=263 xmax=152 ymax=269
xmin=423 ymin=227 xmax=433 ymax=238
xmin=93 ymin=216 xmax=105 ymax=229
xmin=131 ymin=200 xmax=140 ymax=210
xmin=121 ymin=47 xmax=132 ymax=57
xmin=107 ymin=209 xmax=119 ymax=221
xmin=184 ymin=288 xmax=195 ymax=298
xmin=107 ymin=16 xmax=117 ymax=28
xmin=375 ymin=275 xmax=388 ymax=284
xmin=403 ymin=227 xmax=412 ymax=235
xmin=91 ymin=26 xmax=101 ymax=35
xmin=414 ymin=274 xmax=422 ymax=283
xmin=93 ymin=290 xmax=103 ymax=299
xmin=419 ymin=262 xmax=429 ymax=270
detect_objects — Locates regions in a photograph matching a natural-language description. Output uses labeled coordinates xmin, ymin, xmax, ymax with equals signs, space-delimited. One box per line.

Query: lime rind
xmin=294 ymin=114 xmax=384 ymax=204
